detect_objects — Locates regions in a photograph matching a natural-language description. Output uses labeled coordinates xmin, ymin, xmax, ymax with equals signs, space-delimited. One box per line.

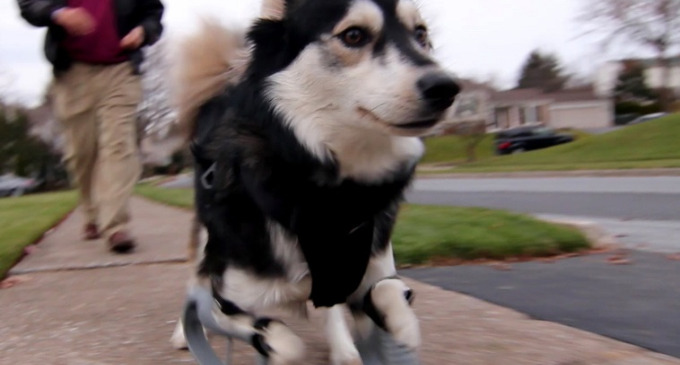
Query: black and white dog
xmin=170 ymin=0 xmax=459 ymax=363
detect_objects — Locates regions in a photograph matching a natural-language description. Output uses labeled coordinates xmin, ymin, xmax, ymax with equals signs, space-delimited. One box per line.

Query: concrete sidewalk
xmin=1 ymin=197 xmax=679 ymax=365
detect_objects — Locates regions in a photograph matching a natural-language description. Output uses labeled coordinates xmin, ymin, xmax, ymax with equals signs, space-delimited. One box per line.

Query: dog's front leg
xmin=351 ymin=244 xmax=421 ymax=350
xmin=324 ymin=305 xmax=362 ymax=365
xmin=364 ymin=277 xmax=420 ymax=350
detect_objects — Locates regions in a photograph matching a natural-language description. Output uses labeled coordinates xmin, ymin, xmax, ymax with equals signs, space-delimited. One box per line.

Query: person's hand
xmin=53 ymin=7 xmax=95 ymax=36
xmin=120 ymin=26 xmax=145 ymax=50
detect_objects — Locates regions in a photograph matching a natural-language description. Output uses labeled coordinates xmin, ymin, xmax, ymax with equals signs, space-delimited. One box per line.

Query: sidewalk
xmin=1 ymin=197 xmax=679 ymax=365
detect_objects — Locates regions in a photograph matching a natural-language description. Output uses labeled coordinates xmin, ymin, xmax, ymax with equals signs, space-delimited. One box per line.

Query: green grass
xmin=135 ymin=185 xmax=590 ymax=265
xmin=134 ymin=184 xmax=194 ymax=209
xmin=421 ymin=128 xmax=591 ymax=166
xmin=420 ymin=134 xmax=496 ymax=164
xmin=423 ymin=114 xmax=680 ymax=173
xmin=392 ymin=205 xmax=589 ymax=265
xmin=0 ymin=191 xmax=78 ymax=278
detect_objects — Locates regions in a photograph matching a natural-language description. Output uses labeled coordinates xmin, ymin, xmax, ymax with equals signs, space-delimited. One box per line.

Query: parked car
xmin=627 ymin=112 xmax=668 ymax=125
xmin=494 ymin=125 xmax=574 ymax=155
xmin=0 ymin=174 xmax=40 ymax=197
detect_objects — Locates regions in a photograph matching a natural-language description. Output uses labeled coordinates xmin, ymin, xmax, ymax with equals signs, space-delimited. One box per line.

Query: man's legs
xmin=95 ymin=62 xmax=143 ymax=251
xmin=51 ymin=65 xmax=100 ymax=238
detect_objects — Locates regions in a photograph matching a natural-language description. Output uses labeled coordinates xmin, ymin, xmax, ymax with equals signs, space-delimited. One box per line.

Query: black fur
xmin=193 ymin=0 xmax=425 ymax=308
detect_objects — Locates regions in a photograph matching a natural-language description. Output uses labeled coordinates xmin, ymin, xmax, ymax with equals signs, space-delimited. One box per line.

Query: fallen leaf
xmin=488 ymin=262 xmax=512 ymax=271
xmin=666 ymin=254 xmax=680 ymax=261
xmin=0 ymin=276 xmax=32 ymax=289
xmin=607 ymin=254 xmax=632 ymax=265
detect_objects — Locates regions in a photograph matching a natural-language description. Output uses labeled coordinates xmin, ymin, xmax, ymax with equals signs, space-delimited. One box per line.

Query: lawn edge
xmin=1 ymin=206 xmax=77 ymax=281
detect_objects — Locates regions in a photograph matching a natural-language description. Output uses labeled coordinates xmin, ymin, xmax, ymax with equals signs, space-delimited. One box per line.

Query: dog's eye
xmin=414 ymin=25 xmax=429 ymax=48
xmin=340 ymin=27 xmax=371 ymax=48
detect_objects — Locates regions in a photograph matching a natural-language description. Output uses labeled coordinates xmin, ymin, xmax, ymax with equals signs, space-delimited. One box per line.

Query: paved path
xmin=3 ymin=197 xmax=680 ymax=364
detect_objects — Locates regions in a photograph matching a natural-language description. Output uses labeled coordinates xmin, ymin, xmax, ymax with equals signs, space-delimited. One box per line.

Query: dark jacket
xmin=17 ymin=0 xmax=164 ymax=76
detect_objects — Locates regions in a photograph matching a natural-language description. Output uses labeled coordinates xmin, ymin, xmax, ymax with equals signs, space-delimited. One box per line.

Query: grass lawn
xmin=422 ymin=113 xmax=680 ymax=173
xmin=134 ymin=184 xmax=194 ymax=209
xmin=392 ymin=205 xmax=588 ymax=265
xmin=0 ymin=190 xmax=78 ymax=278
xmin=135 ymin=185 xmax=590 ymax=266
xmin=420 ymin=134 xmax=496 ymax=165
xmin=421 ymin=128 xmax=592 ymax=166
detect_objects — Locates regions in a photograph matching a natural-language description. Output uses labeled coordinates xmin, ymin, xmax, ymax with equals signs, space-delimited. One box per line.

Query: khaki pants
xmin=52 ymin=62 xmax=142 ymax=239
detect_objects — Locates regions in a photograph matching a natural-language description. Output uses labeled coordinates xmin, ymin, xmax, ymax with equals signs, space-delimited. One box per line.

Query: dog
xmin=169 ymin=0 xmax=460 ymax=363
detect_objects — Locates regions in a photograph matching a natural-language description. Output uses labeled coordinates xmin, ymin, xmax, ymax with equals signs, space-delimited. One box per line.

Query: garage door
xmin=549 ymin=102 xmax=611 ymax=129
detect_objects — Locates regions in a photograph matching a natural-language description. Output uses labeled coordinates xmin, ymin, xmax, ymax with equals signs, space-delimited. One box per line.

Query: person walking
xmin=17 ymin=0 xmax=164 ymax=253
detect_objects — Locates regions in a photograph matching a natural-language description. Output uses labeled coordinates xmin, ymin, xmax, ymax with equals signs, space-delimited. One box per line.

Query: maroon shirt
xmin=61 ymin=0 xmax=128 ymax=64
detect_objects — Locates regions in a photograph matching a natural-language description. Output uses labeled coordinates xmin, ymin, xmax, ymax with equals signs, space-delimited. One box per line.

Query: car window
xmin=532 ymin=127 xmax=555 ymax=136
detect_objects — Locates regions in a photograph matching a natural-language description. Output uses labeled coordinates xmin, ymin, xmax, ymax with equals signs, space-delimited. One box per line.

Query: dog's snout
xmin=417 ymin=73 xmax=460 ymax=112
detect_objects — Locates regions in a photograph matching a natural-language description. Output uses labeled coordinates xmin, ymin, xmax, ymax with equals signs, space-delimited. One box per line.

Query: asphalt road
xmin=403 ymin=250 xmax=680 ymax=358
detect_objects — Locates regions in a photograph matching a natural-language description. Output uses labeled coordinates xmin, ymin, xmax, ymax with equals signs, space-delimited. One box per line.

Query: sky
xmin=0 ymin=0 xmax=642 ymax=107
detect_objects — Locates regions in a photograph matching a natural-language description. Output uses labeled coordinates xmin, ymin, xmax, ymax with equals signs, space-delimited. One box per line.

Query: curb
xmin=540 ymin=217 xmax=619 ymax=250
xmin=1 ymin=207 xmax=77 ymax=281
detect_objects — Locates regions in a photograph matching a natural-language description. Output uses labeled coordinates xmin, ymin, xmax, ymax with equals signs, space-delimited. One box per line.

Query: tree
xmin=0 ymin=104 xmax=60 ymax=184
xmin=578 ymin=0 xmax=680 ymax=110
xmin=516 ymin=50 xmax=568 ymax=92
xmin=443 ymin=91 xmax=489 ymax=163
xmin=613 ymin=61 xmax=658 ymax=103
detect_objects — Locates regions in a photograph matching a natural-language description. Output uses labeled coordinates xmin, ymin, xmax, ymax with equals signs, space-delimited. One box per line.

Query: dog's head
xmin=254 ymin=0 xmax=460 ymax=138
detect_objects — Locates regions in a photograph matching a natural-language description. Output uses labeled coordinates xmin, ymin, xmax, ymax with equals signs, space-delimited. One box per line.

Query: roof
xmin=491 ymin=88 xmax=551 ymax=103
xmin=614 ymin=55 xmax=680 ymax=68
xmin=456 ymin=78 xmax=497 ymax=93
xmin=490 ymin=87 xmax=607 ymax=105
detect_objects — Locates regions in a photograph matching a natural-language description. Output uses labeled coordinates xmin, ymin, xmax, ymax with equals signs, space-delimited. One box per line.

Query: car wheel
xmin=512 ymin=148 xmax=525 ymax=154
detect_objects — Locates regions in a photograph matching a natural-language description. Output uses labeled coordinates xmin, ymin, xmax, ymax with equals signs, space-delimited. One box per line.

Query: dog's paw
xmin=371 ymin=279 xmax=421 ymax=350
xmin=170 ymin=319 xmax=188 ymax=350
xmin=252 ymin=319 xmax=305 ymax=365
xmin=385 ymin=308 xmax=420 ymax=350
xmin=330 ymin=348 xmax=362 ymax=365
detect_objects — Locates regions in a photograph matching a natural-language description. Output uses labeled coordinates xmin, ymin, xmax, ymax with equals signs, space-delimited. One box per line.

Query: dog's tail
xmin=172 ymin=19 xmax=250 ymax=141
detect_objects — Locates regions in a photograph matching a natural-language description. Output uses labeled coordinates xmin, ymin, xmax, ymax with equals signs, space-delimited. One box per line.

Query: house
xmin=436 ymin=79 xmax=614 ymax=134
xmin=595 ymin=56 xmax=680 ymax=97
xmin=489 ymin=87 xmax=614 ymax=131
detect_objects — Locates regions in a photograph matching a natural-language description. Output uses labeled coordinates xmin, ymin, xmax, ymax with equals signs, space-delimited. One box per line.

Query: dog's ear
xmin=260 ymin=0 xmax=286 ymax=20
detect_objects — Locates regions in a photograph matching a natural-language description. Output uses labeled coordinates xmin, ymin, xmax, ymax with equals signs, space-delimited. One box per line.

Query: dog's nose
xmin=417 ymin=72 xmax=460 ymax=112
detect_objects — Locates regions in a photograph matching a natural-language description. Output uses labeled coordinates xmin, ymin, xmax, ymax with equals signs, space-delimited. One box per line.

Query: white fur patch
xmin=268 ymin=221 xmax=309 ymax=283
xmin=265 ymin=44 xmax=427 ymax=182
xmin=371 ymin=279 xmax=421 ymax=349
xmin=324 ymin=305 xmax=362 ymax=365
xmin=333 ymin=0 xmax=384 ymax=35
xmin=219 ymin=267 xmax=311 ymax=313
xmin=170 ymin=318 xmax=188 ymax=350
xmin=259 ymin=321 xmax=306 ymax=365
xmin=396 ymin=0 xmax=423 ymax=29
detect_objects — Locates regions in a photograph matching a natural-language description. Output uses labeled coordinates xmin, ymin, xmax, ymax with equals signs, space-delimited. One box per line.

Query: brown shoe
xmin=83 ymin=224 xmax=101 ymax=240
xmin=108 ymin=231 xmax=136 ymax=253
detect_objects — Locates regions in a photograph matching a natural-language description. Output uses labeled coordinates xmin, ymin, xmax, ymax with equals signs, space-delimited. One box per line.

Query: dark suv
xmin=494 ymin=125 xmax=574 ymax=155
